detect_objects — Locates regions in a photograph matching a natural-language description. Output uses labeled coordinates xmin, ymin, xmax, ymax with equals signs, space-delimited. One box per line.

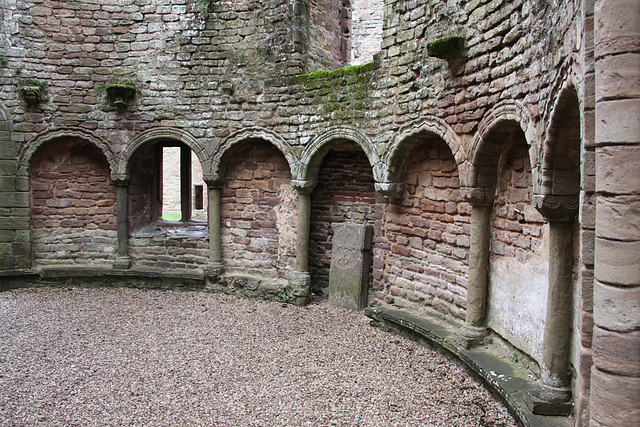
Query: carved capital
xmin=460 ymin=187 xmax=495 ymax=206
xmin=112 ymin=178 xmax=129 ymax=187
xmin=533 ymin=195 xmax=578 ymax=222
xmin=203 ymin=177 xmax=224 ymax=189
xmin=374 ymin=182 xmax=403 ymax=198
xmin=291 ymin=179 xmax=316 ymax=193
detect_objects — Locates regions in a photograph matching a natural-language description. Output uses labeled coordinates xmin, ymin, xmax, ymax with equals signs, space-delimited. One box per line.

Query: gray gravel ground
xmin=0 ymin=287 xmax=517 ymax=426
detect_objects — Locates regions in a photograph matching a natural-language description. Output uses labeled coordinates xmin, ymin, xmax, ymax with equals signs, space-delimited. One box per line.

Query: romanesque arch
xmin=383 ymin=117 xmax=466 ymax=191
xmin=210 ymin=127 xmax=296 ymax=184
xmin=375 ymin=117 xmax=471 ymax=321
xmin=527 ymin=75 xmax=583 ymax=410
xmin=117 ymin=127 xmax=207 ymax=182
xmin=297 ymin=126 xmax=382 ymax=185
xmin=540 ymin=77 xmax=582 ymax=198
xmin=18 ymin=127 xmax=117 ymax=180
xmin=466 ymin=100 xmax=540 ymax=193
xmin=300 ymin=126 xmax=379 ymax=296
xmin=28 ymin=130 xmax=118 ymax=268
xmin=459 ymin=100 xmax=548 ymax=366
xmin=216 ymin=130 xmax=297 ymax=280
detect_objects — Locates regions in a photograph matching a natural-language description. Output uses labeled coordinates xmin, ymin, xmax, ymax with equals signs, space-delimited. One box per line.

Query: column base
xmin=454 ymin=324 xmax=488 ymax=349
xmin=205 ymin=262 xmax=225 ymax=282
xmin=288 ymin=271 xmax=311 ymax=305
xmin=525 ymin=380 xmax=573 ymax=416
xmin=113 ymin=256 xmax=131 ymax=269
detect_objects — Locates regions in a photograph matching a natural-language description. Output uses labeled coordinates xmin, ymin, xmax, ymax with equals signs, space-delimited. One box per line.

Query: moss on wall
xmin=293 ymin=61 xmax=378 ymax=119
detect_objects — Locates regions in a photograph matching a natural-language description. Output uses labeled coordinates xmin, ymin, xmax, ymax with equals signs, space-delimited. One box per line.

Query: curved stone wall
xmin=0 ymin=0 xmax=637 ymax=425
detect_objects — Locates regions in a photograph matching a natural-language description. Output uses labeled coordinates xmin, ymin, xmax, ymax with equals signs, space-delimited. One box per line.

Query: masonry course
xmin=0 ymin=0 xmax=638 ymax=426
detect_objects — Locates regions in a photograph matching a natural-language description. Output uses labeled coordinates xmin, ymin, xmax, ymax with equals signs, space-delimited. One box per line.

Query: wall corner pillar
xmin=591 ymin=1 xmax=640 ymax=425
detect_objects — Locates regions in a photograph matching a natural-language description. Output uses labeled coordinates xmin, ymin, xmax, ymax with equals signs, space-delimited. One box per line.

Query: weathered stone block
xmin=590 ymin=367 xmax=640 ymax=426
xmin=596 ymin=53 xmax=640 ymax=100
xmin=328 ymin=223 xmax=372 ymax=310
xmin=594 ymin=0 xmax=640 ymax=58
xmin=595 ymin=99 xmax=640 ymax=145
xmin=596 ymin=195 xmax=640 ymax=241
xmin=593 ymin=326 xmax=640 ymax=377
xmin=595 ymin=237 xmax=640 ymax=286
xmin=594 ymin=280 xmax=640 ymax=332
xmin=596 ymin=146 xmax=640 ymax=195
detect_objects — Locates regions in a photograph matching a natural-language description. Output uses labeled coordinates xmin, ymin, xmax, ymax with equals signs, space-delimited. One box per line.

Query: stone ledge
xmin=365 ymin=306 xmax=573 ymax=427
xmin=0 ymin=268 xmax=302 ymax=305
xmin=0 ymin=267 xmax=207 ymax=292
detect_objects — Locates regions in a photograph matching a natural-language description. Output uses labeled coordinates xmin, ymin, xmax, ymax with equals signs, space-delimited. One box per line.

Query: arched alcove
xmin=220 ymin=138 xmax=296 ymax=280
xmin=380 ymin=133 xmax=469 ymax=322
xmin=30 ymin=137 xmax=117 ymax=267
xmin=308 ymin=139 xmax=377 ymax=296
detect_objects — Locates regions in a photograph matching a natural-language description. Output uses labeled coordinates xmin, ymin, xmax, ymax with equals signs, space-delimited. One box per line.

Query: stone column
xmin=456 ymin=187 xmax=494 ymax=348
xmin=206 ymin=182 xmax=224 ymax=279
xmin=113 ymin=180 xmax=131 ymax=269
xmin=288 ymin=180 xmax=315 ymax=305
xmin=591 ymin=1 xmax=640 ymax=425
xmin=527 ymin=195 xmax=578 ymax=415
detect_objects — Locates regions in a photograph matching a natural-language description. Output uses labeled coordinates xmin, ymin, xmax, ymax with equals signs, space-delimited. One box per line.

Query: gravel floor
xmin=0 ymin=287 xmax=517 ymax=426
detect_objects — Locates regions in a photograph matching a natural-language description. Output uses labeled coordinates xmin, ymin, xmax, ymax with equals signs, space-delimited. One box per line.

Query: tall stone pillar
xmin=206 ymin=183 xmax=224 ymax=279
xmin=288 ymin=180 xmax=314 ymax=305
xmin=456 ymin=188 xmax=493 ymax=348
xmin=527 ymin=195 xmax=578 ymax=415
xmin=591 ymin=1 xmax=640 ymax=425
xmin=113 ymin=180 xmax=131 ymax=269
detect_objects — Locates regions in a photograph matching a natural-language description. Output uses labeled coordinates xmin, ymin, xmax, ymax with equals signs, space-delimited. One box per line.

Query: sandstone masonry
xmin=0 ymin=0 xmax=638 ymax=426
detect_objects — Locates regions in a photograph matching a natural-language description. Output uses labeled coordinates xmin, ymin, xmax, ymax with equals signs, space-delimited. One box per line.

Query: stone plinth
xmin=328 ymin=223 xmax=372 ymax=310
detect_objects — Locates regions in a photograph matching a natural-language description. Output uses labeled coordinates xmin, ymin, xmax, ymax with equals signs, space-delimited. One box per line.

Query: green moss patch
xmin=427 ymin=36 xmax=465 ymax=59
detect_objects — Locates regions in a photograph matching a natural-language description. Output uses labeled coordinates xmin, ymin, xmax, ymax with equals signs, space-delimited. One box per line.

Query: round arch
xmin=540 ymin=73 xmax=582 ymax=197
xmin=297 ymin=125 xmax=381 ymax=185
xmin=117 ymin=127 xmax=207 ymax=182
xmin=466 ymin=100 xmax=541 ymax=192
xmin=18 ymin=127 xmax=117 ymax=179
xmin=209 ymin=127 xmax=296 ymax=183
xmin=383 ymin=117 xmax=465 ymax=189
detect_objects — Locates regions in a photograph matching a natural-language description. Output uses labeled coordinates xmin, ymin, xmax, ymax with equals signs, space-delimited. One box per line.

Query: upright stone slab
xmin=328 ymin=223 xmax=372 ymax=310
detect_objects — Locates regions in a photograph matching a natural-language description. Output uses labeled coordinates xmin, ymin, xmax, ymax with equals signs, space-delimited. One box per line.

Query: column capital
xmin=374 ymin=182 xmax=403 ymax=198
xmin=203 ymin=178 xmax=224 ymax=189
xmin=291 ymin=179 xmax=316 ymax=193
xmin=460 ymin=186 xmax=495 ymax=206
xmin=533 ymin=195 xmax=578 ymax=222
xmin=112 ymin=177 xmax=129 ymax=186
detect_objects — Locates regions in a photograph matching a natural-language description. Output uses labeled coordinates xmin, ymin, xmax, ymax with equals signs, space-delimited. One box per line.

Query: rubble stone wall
xmin=0 ymin=0 xmax=636 ymax=424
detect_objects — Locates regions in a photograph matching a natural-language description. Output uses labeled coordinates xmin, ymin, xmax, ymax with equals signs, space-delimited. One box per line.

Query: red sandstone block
xmin=590 ymin=367 xmax=640 ymax=426
xmin=391 ymin=243 xmax=410 ymax=257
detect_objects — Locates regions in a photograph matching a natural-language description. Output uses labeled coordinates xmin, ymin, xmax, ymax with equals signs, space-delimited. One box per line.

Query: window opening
xmin=350 ymin=0 xmax=383 ymax=65
xmin=160 ymin=144 xmax=206 ymax=222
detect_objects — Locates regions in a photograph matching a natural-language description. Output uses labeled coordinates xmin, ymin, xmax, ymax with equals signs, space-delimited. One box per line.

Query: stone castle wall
xmin=0 ymin=0 xmax=638 ymax=425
